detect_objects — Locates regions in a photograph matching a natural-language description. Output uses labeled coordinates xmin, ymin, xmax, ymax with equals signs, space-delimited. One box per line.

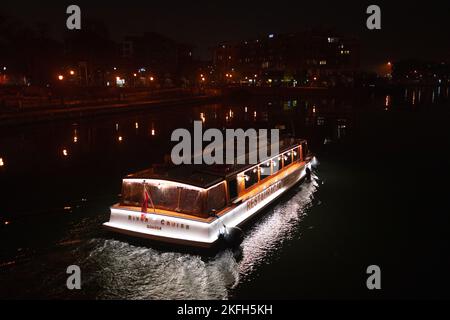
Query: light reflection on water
xmin=68 ymin=177 xmax=318 ymax=300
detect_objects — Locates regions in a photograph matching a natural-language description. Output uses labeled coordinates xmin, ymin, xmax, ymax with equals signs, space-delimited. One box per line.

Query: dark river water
xmin=1 ymin=86 xmax=449 ymax=299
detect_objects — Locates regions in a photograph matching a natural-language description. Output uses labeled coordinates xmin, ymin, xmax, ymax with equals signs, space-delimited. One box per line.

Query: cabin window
xmin=283 ymin=151 xmax=293 ymax=166
xmin=272 ymin=156 xmax=281 ymax=173
xmin=177 ymin=187 xmax=203 ymax=215
xmin=206 ymin=182 xmax=226 ymax=214
xmin=244 ymin=168 xmax=258 ymax=189
xmin=121 ymin=181 xmax=142 ymax=206
xmin=228 ymin=178 xmax=238 ymax=201
xmin=149 ymin=184 xmax=179 ymax=210
xmin=259 ymin=161 xmax=272 ymax=180
xmin=292 ymin=147 xmax=300 ymax=162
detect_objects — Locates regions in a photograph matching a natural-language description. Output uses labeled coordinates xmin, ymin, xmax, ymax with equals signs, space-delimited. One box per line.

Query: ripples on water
xmin=56 ymin=176 xmax=319 ymax=300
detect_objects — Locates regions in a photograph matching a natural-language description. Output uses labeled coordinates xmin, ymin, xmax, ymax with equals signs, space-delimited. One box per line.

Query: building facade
xmin=213 ymin=29 xmax=360 ymax=87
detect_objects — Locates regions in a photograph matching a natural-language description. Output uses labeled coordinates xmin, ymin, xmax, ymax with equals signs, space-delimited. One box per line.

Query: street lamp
xmin=58 ymin=75 xmax=64 ymax=81
xmin=69 ymin=70 xmax=75 ymax=75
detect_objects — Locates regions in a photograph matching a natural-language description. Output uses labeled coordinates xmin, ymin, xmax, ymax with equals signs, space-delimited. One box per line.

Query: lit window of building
xmin=328 ymin=37 xmax=339 ymax=43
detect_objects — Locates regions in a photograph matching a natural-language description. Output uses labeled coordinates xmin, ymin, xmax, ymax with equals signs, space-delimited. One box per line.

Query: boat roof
xmin=126 ymin=138 xmax=306 ymax=189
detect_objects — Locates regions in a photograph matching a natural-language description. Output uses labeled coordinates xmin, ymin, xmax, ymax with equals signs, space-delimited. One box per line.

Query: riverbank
xmin=0 ymin=92 xmax=220 ymax=127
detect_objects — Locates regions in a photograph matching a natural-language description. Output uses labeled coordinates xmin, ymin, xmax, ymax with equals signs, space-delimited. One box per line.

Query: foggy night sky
xmin=1 ymin=0 xmax=449 ymax=70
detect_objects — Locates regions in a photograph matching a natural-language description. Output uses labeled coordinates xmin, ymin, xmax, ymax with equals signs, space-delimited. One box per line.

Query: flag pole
xmin=144 ymin=181 xmax=156 ymax=214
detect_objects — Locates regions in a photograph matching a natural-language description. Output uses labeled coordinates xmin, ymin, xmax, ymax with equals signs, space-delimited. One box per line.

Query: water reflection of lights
xmin=81 ymin=177 xmax=318 ymax=299
xmin=385 ymin=95 xmax=391 ymax=111
xmin=237 ymin=179 xmax=318 ymax=280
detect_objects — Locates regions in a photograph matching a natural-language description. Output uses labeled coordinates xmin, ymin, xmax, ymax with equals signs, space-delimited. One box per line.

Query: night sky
xmin=2 ymin=0 xmax=449 ymax=69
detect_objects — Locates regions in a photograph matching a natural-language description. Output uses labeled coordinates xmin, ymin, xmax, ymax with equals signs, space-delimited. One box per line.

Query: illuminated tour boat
xmin=104 ymin=138 xmax=316 ymax=248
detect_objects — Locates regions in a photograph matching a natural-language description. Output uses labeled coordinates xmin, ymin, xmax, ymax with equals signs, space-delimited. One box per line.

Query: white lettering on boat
xmin=161 ymin=219 xmax=190 ymax=230
xmin=246 ymin=180 xmax=283 ymax=211
xmin=128 ymin=214 xmax=191 ymax=231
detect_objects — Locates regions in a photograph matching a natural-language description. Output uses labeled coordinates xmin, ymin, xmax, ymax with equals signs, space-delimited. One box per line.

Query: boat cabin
xmin=120 ymin=139 xmax=309 ymax=219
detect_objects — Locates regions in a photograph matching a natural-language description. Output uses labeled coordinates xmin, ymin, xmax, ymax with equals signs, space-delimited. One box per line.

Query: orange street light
xmin=133 ymin=73 xmax=137 ymax=77
xmin=69 ymin=70 xmax=75 ymax=75
xmin=58 ymin=75 xmax=64 ymax=81
xmin=150 ymin=76 xmax=154 ymax=81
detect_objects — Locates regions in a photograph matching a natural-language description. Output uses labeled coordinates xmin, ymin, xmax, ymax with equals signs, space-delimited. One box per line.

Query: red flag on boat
xmin=141 ymin=187 xmax=149 ymax=219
